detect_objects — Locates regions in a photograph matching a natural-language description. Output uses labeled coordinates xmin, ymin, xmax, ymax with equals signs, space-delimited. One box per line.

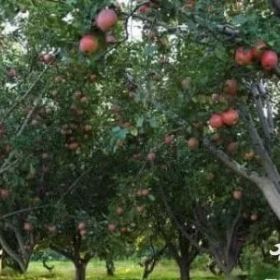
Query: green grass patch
xmin=0 ymin=259 xmax=223 ymax=280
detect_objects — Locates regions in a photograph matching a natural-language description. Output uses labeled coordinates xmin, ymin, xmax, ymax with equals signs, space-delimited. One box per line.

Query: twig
xmin=1 ymin=67 xmax=48 ymax=122
xmin=16 ymin=95 xmax=42 ymax=137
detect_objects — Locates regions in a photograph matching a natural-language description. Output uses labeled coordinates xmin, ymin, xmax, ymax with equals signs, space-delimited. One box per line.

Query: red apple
xmin=23 ymin=222 xmax=33 ymax=232
xmin=116 ymin=207 xmax=124 ymax=216
xmin=84 ymin=124 xmax=92 ymax=132
xmin=7 ymin=68 xmax=17 ymax=78
xmin=42 ymin=53 xmax=55 ymax=64
xmin=181 ymin=78 xmax=191 ymax=90
xmin=80 ymin=96 xmax=89 ymax=103
xmin=209 ymin=114 xmax=223 ymax=129
xmin=42 ymin=153 xmax=49 ymax=159
xmin=164 ymin=134 xmax=175 ymax=145
xmin=250 ymin=213 xmax=258 ymax=221
xmin=80 ymin=229 xmax=87 ymax=237
xmin=0 ymin=189 xmax=10 ymax=199
xmin=206 ymin=172 xmax=215 ymax=181
xmin=105 ymin=33 xmax=117 ymax=44
xmin=96 ymin=9 xmax=118 ymax=32
xmin=136 ymin=205 xmax=145 ymax=213
xmin=120 ymin=227 xmax=128 ymax=234
xmin=89 ymin=74 xmax=97 ymax=82
xmin=138 ymin=4 xmax=151 ymax=14
xmin=261 ymin=50 xmax=278 ymax=71
xmin=233 ymin=190 xmax=242 ymax=200
xmin=141 ymin=189 xmax=150 ymax=196
xmin=187 ymin=137 xmax=199 ymax=150
xmin=224 ymin=79 xmax=238 ymax=96
xmin=147 ymin=152 xmax=156 ymax=161
xmin=78 ymin=222 xmax=86 ymax=231
xmin=226 ymin=142 xmax=238 ymax=155
xmin=243 ymin=151 xmax=255 ymax=161
xmin=79 ymin=35 xmax=99 ymax=54
xmin=235 ymin=47 xmax=253 ymax=66
xmin=47 ymin=225 xmax=57 ymax=233
xmin=185 ymin=0 xmax=196 ymax=9
xmin=67 ymin=142 xmax=79 ymax=150
xmin=108 ymin=223 xmax=116 ymax=232
xmin=136 ymin=189 xmax=143 ymax=197
xmin=221 ymin=109 xmax=239 ymax=126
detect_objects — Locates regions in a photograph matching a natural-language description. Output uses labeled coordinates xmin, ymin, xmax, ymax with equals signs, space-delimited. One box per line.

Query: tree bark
xmin=74 ymin=261 xmax=87 ymax=280
xmin=106 ymin=258 xmax=115 ymax=276
xmin=204 ymin=138 xmax=280 ymax=221
xmin=179 ymin=263 xmax=190 ymax=280
xmin=0 ymin=231 xmax=27 ymax=273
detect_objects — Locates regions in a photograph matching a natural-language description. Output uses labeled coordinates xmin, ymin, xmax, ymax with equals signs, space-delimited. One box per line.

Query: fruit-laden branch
xmin=96 ymin=1 xmax=152 ymax=60
xmin=203 ymin=138 xmax=261 ymax=185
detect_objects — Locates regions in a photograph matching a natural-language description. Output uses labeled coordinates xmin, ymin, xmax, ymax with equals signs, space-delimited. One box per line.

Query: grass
xmin=0 ymin=259 xmax=224 ymax=280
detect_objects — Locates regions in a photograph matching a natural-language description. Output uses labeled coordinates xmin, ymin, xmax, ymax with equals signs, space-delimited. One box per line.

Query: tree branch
xmin=50 ymin=245 xmax=75 ymax=262
xmin=1 ymin=67 xmax=48 ymax=122
xmin=5 ymin=222 xmax=28 ymax=260
xmin=203 ymin=138 xmax=261 ymax=185
xmin=158 ymin=185 xmax=209 ymax=255
xmin=239 ymin=105 xmax=280 ymax=190
xmin=0 ymin=230 xmax=26 ymax=272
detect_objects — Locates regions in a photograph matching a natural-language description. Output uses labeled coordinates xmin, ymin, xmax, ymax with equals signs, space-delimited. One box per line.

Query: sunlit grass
xmin=0 ymin=259 xmax=223 ymax=280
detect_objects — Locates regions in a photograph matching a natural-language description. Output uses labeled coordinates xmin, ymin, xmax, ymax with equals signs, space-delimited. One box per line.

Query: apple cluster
xmin=79 ymin=8 xmax=118 ymax=54
xmin=235 ymin=41 xmax=279 ymax=71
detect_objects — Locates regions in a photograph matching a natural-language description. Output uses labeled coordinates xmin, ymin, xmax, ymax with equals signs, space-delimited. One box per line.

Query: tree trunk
xmin=224 ymin=273 xmax=239 ymax=280
xmin=0 ymin=249 xmax=3 ymax=274
xmin=74 ymin=261 xmax=87 ymax=280
xmin=106 ymin=258 xmax=115 ymax=276
xmin=179 ymin=263 xmax=190 ymax=280
xmin=258 ymin=179 xmax=280 ymax=220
